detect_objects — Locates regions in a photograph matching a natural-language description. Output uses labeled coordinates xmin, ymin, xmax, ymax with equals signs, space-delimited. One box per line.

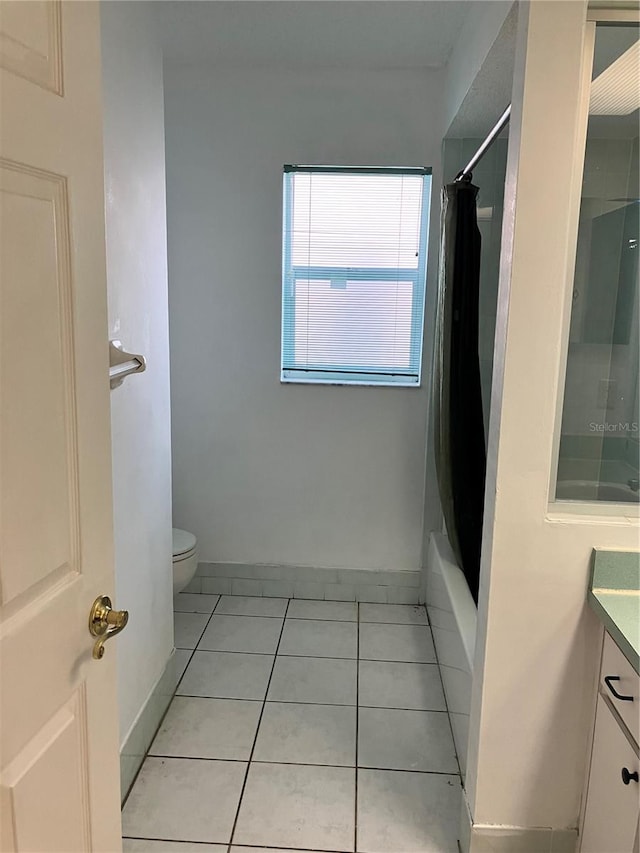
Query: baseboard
xmin=120 ymin=649 xmax=177 ymax=803
xmin=459 ymin=796 xmax=578 ymax=853
xmin=184 ymin=561 xmax=423 ymax=604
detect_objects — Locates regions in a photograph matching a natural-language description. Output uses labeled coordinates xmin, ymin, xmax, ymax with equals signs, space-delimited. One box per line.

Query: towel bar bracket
xmin=109 ymin=340 xmax=146 ymax=389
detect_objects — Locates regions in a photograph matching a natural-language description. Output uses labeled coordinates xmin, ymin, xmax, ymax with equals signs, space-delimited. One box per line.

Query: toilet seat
xmin=174 ymin=548 xmax=197 ymax=564
xmin=172 ymin=528 xmax=199 ymax=596
xmin=172 ymin=528 xmax=197 ymax=560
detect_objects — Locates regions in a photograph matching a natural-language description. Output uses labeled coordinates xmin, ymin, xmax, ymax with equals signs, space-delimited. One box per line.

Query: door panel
xmin=0 ymin=0 xmax=62 ymax=94
xmin=0 ymin=163 xmax=79 ymax=605
xmin=0 ymin=2 xmax=122 ymax=850
xmin=3 ymin=691 xmax=91 ymax=852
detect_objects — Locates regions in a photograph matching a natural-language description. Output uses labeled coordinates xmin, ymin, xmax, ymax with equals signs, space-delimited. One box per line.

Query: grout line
xmin=178 ymin=646 xmax=435 ymax=665
xmin=174 ymin=692 xmax=353 ymax=705
xmin=145 ymin=754 xmax=246 ymax=764
xmin=351 ymin=764 xmax=460 ymax=777
xmin=230 ymin=845 xmax=352 ymax=853
xmin=122 ymin=838 xmax=224 ymax=848
xmin=174 ymin=594 xmax=225 ymax=694
xmin=227 ymin=597 xmax=291 ymax=852
xmin=353 ymin=703 xmax=448 ymax=713
xmin=173 ymin=593 xmax=222 ymax=613
xmin=124 ymin=836 xmax=351 ymax=853
xmin=202 ymin=614 xmax=359 ymax=622
xmin=427 ymin=618 xmax=462 ymax=778
xmin=176 ymin=591 xmax=221 ymax=596
xmin=359 ymin=620 xmax=430 ymax=627
xmin=163 ymin=693 xmax=449 ymax=713
xmin=354 ymin=600 xmax=360 ymax=853
xmin=171 ymin=694 xmax=264 ymax=703
xmin=173 ymin=604 xmax=221 ymax=616
xmin=183 ymin=647 xmax=280 ymax=657
xmin=178 ymin=607 xmax=428 ymax=627
xmin=135 ymin=753 xmax=461 ymax=775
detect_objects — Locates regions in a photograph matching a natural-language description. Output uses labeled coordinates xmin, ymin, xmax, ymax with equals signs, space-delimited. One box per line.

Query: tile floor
xmin=122 ymin=594 xmax=462 ymax=853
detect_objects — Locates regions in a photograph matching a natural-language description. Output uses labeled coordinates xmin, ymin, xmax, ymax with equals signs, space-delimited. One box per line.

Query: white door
xmin=0 ymin=2 xmax=123 ymax=850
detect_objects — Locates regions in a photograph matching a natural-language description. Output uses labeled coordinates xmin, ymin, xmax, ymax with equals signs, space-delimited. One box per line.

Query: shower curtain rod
xmin=454 ymin=104 xmax=511 ymax=182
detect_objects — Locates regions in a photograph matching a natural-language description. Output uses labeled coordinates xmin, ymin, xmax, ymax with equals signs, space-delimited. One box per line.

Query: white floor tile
xmin=174 ymin=593 xmax=219 ymax=614
xmin=127 ymin=597 xmax=461 ymax=853
xmin=254 ymin=702 xmax=356 ymax=766
xmin=216 ymin=595 xmax=288 ymax=617
xmin=198 ymin=614 xmax=283 ymax=654
xmin=232 ymin=850 xmax=340 ymax=853
xmin=279 ymin=619 xmax=357 ymax=659
xmin=173 ymin=612 xmax=210 ymax=649
xmin=358 ymin=708 xmax=458 ymax=773
xmin=233 ymin=762 xmax=355 ymax=850
xmin=357 ymin=769 xmax=461 ymax=852
xmin=359 ymin=603 xmax=428 ymax=625
xmin=149 ymin=696 xmax=261 ymax=760
xmin=359 ymin=661 xmax=446 ymax=711
xmin=288 ymin=599 xmax=357 ymax=621
xmin=232 ymin=849 xmax=335 ymax=853
xmin=178 ymin=651 xmax=274 ymax=700
xmin=122 ymin=757 xmax=246 ymax=844
xmin=359 ymin=623 xmax=436 ymax=663
xmin=202 ymin=578 xmax=231 ymax=595
xmin=124 ymin=841 xmax=226 ymax=852
xmin=268 ymin=656 xmax=357 ymax=705
xmin=232 ymin=850 xmax=342 ymax=853
xmin=231 ymin=578 xmax=263 ymax=597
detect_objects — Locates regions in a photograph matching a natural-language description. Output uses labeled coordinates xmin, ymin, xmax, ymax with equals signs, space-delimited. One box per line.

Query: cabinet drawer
xmin=601 ymin=632 xmax=640 ymax=745
xmin=581 ymin=695 xmax=640 ymax=853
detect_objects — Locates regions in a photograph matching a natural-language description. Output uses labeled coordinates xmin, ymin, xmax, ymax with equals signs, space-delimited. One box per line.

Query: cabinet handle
xmin=621 ymin=768 xmax=639 ymax=785
xmin=604 ymin=675 xmax=634 ymax=702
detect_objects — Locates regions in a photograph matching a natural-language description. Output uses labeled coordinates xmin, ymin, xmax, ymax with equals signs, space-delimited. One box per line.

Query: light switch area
xmin=597 ymin=378 xmax=617 ymax=410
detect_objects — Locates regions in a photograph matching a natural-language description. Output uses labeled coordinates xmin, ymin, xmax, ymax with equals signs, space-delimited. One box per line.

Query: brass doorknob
xmin=89 ymin=595 xmax=129 ymax=660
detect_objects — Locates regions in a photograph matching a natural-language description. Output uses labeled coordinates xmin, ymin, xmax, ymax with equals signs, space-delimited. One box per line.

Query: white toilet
xmin=172 ymin=528 xmax=199 ymax=595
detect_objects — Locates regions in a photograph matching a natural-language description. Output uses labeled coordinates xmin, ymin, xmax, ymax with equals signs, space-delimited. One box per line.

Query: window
xmin=281 ymin=165 xmax=432 ymax=386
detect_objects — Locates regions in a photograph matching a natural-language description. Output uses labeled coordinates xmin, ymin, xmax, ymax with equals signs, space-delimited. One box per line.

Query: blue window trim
xmin=412 ymin=173 xmax=432 ymax=386
xmin=281 ymin=172 xmax=295 ymax=371
xmin=281 ymin=167 xmax=431 ymax=387
xmin=291 ymin=266 xmax=418 ymax=281
xmin=284 ymin=164 xmax=432 ymax=176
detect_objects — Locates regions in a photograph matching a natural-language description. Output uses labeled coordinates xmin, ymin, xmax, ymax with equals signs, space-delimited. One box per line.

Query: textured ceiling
xmin=447 ymin=6 xmax=640 ymax=140
xmin=446 ymin=1 xmax=517 ymax=138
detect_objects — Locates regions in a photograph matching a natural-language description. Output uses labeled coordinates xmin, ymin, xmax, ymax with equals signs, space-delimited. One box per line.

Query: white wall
xmin=164 ymin=65 xmax=444 ymax=571
xmin=101 ymin=2 xmax=174 ymax=748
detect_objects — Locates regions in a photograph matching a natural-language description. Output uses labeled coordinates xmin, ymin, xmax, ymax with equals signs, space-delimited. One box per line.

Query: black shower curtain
xmin=433 ymin=180 xmax=486 ymax=603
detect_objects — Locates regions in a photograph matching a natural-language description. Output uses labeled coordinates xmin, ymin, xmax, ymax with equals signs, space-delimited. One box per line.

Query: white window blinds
xmin=281 ymin=166 xmax=431 ymax=386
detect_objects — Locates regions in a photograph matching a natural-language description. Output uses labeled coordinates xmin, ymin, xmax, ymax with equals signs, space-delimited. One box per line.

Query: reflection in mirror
xmin=556 ymin=23 xmax=639 ymax=504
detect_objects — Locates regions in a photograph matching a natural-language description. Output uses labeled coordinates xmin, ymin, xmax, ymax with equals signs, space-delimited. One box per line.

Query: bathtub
xmin=425 ymin=532 xmax=477 ymax=780
xmin=555 ymin=479 xmax=639 ymax=503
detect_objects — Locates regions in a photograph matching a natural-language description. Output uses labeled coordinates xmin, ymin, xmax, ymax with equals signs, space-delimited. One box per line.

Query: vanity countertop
xmin=588 ymin=549 xmax=640 ymax=675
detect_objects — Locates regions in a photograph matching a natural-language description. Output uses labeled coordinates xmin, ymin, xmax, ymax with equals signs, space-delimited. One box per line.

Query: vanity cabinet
xmin=581 ymin=634 xmax=640 ymax=853
xmin=600 ymin=634 xmax=640 ymax=744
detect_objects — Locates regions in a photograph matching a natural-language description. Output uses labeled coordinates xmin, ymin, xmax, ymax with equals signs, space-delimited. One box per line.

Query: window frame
xmin=281 ymin=165 xmax=432 ymax=387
